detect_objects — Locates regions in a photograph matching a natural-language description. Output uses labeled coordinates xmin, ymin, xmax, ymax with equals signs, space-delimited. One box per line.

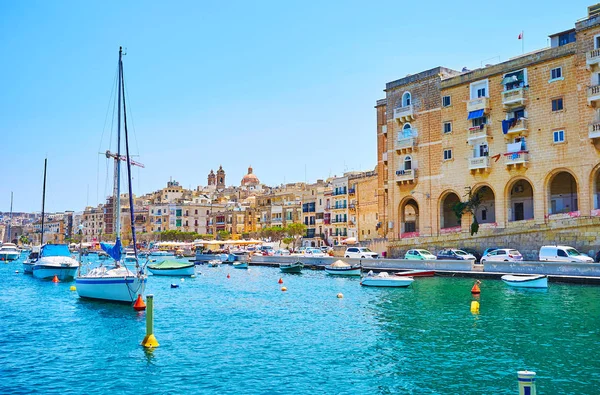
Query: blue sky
xmin=0 ymin=0 xmax=592 ymax=212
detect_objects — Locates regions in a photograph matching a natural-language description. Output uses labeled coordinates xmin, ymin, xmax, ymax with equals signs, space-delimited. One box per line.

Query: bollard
xmin=517 ymin=370 xmax=536 ymax=395
xmin=141 ymin=294 xmax=159 ymax=348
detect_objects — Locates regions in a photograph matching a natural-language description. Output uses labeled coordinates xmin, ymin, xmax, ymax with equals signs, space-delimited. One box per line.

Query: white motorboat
xmin=0 ymin=243 xmax=20 ymax=261
xmin=324 ymin=260 xmax=361 ymax=276
xmin=233 ymin=261 xmax=248 ymax=269
xmin=207 ymin=260 xmax=221 ymax=267
xmin=22 ymin=246 xmax=41 ymax=274
xmin=361 ymin=271 xmax=414 ymax=287
xmin=501 ymin=274 xmax=548 ymax=289
xmin=32 ymin=244 xmax=79 ymax=281
xmin=76 ymin=47 xmax=147 ymax=304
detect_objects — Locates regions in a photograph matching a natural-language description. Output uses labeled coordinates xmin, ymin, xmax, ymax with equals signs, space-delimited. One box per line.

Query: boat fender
xmin=470 ymin=301 xmax=480 ymax=314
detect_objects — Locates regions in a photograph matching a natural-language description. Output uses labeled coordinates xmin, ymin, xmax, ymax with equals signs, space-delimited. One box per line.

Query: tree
xmin=452 ymin=186 xmax=484 ymax=236
xmin=217 ymin=230 xmax=231 ymax=241
xmin=282 ymin=237 xmax=294 ymax=248
xmin=19 ymin=235 xmax=30 ymax=245
xmin=285 ymin=223 xmax=307 ymax=250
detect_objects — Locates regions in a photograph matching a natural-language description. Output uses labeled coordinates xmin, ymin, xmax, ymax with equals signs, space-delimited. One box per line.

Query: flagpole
xmin=522 ymin=31 xmax=524 ymax=54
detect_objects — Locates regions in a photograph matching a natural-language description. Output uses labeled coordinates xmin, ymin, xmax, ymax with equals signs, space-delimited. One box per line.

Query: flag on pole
xmin=518 ymin=32 xmax=523 ymax=40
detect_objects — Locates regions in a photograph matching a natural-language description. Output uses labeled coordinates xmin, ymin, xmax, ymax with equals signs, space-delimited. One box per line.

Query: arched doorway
xmin=473 ymin=186 xmax=495 ymax=224
xmin=508 ymin=179 xmax=534 ymax=221
xmin=594 ymin=169 xmax=600 ymax=210
xmin=402 ymin=92 xmax=411 ymax=107
xmin=440 ymin=192 xmax=461 ymax=229
xmin=548 ymin=171 xmax=578 ymax=215
xmin=399 ymin=198 xmax=419 ymax=237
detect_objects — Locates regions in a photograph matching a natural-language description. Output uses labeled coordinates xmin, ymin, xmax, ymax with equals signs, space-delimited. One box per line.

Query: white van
xmin=538 ymin=245 xmax=594 ymax=263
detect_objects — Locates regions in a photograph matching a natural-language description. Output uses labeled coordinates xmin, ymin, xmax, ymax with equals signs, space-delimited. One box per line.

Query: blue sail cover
xmin=40 ymin=244 xmax=71 ymax=257
xmin=101 ymin=238 xmax=122 ymax=261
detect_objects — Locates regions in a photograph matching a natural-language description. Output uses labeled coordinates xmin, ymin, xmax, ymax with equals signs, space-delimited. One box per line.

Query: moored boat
xmin=501 ymin=274 xmax=548 ymax=288
xmin=324 ymin=260 xmax=361 ymax=276
xmin=279 ymin=261 xmax=304 ymax=273
xmin=147 ymin=260 xmax=195 ymax=276
xmin=22 ymin=246 xmax=40 ymax=274
xmin=32 ymin=244 xmax=79 ymax=281
xmin=207 ymin=260 xmax=221 ymax=267
xmin=395 ymin=269 xmax=435 ymax=277
xmin=233 ymin=261 xmax=248 ymax=269
xmin=361 ymin=271 xmax=414 ymax=287
xmin=0 ymin=243 xmax=20 ymax=261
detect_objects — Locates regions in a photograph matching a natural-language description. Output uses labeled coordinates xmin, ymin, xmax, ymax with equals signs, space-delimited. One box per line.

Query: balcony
xmin=395 ymin=168 xmax=416 ymax=184
xmin=467 ymin=125 xmax=491 ymax=142
xmin=586 ymin=48 xmax=600 ymax=70
xmin=349 ymin=203 xmax=356 ymax=211
xmin=589 ymin=120 xmax=600 ymax=139
xmin=382 ymin=125 xmax=387 ymax=135
xmin=396 ymin=131 xmax=416 ymax=153
xmin=348 ymin=188 xmax=355 ymax=195
xmin=467 ymin=97 xmax=490 ymax=112
xmin=468 ymin=156 xmax=491 ymax=172
xmin=502 ymin=88 xmax=526 ymax=108
xmin=505 ymin=118 xmax=528 ymax=137
xmin=504 ymin=151 xmax=529 ymax=168
xmin=394 ymin=105 xmax=415 ymax=124
xmin=332 ymin=205 xmax=347 ymax=210
xmin=588 ymin=84 xmax=600 ymax=106
xmin=382 ymin=152 xmax=388 ymax=162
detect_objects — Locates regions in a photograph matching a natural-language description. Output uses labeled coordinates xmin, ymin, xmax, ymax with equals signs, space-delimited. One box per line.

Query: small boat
xmin=324 ymin=260 xmax=361 ymax=276
xmin=501 ymin=274 xmax=548 ymax=288
xmin=32 ymin=244 xmax=79 ymax=281
xmin=0 ymin=243 xmax=21 ymax=261
xmin=147 ymin=260 xmax=195 ymax=276
xmin=149 ymin=250 xmax=171 ymax=257
xmin=395 ymin=269 xmax=435 ymax=277
xmin=280 ymin=261 xmax=304 ymax=273
xmin=361 ymin=271 xmax=414 ymax=287
xmin=233 ymin=261 xmax=248 ymax=269
xmin=207 ymin=260 xmax=221 ymax=267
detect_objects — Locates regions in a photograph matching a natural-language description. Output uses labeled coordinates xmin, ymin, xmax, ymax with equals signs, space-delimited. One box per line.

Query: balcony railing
xmin=504 ymin=151 xmax=529 ymax=167
xmin=468 ymin=156 xmax=490 ymax=171
xmin=467 ymin=97 xmax=489 ymax=112
xmin=506 ymin=118 xmax=528 ymax=136
xmin=332 ymin=205 xmax=347 ymax=210
xmin=394 ymin=105 xmax=415 ymax=123
xmin=502 ymin=88 xmax=525 ymax=107
xmin=467 ymin=124 xmax=490 ymax=141
xmin=586 ymin=48 xmax=600 ymax=69
xmin=395 ymin=168 xmax=416 ymax=183
xmin=397 ymin=131 xmax=416 ymax=152
xmin=588 ymin=84 xmax=600 ymax=105
xmin=589 ymin=120 xmax=600 ymax=139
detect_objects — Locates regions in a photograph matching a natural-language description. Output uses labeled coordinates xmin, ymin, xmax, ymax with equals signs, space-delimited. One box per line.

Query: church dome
xmin=241 ymin=166 xmax=260 ymax=186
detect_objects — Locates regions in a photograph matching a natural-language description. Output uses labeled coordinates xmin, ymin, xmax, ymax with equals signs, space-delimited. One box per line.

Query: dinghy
xmin=501 ymin=274 xmax=548 ymax=289
xmin=147 ymin=260 xmax=195 ymax=276
xmin=324 ymin=260 xmax=361 ymax=276
xmin=361 ymin=271 xmax=414 ymax=287
xmin=279 ymin=261 xmax=304 ymax=273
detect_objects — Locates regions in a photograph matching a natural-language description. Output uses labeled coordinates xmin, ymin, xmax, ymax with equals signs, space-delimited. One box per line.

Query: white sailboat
xmin=76 ymin=47 xmax=147 ymax=303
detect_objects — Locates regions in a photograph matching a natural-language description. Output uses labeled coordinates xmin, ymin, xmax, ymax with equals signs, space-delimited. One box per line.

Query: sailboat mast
xmin=114 ymin=46 xmax=123 ymax=243
xmin=40 ymin=159 xmax=47 ymax=245
xmin=7 ymin=191 xmax=13 ymax=243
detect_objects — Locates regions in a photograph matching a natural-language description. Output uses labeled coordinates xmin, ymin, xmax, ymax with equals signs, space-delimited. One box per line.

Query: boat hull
xmin=233 ymin=262 xmax=248 ymax=269
xmin=147 ymin=265 xmax=195 ymax=276
xmin=501 ymin=275 xmax=548 ymax=288
xmin=32 ymin=265 xmax=78 ymax=281
xmin=76 ymin=276 xmax=147 ymax=303
xmin=361 ymin=277 xmax=414 ymax=287
xmin=280 ymin=263 xmax=303 ymax=273
xmin=325 ymin=266 xmax=361 ymax=276
xmin=22 ymin=261 xmax=35 ymax=274
xmin=395 ymin=270 xmax=435 ymax=277
xmin=0 ymin=252 xmax=20 ymax=261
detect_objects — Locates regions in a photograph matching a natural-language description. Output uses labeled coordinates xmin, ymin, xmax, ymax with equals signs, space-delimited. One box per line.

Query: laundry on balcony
xmin=467 ymin=109 xmax=485 ymax=120
xmin=501 ymin=118 xmax=517 ymax=134
xmin=507 ymin=141 xmax=523 ymax=153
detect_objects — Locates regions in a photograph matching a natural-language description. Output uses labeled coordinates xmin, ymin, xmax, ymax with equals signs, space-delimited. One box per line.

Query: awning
xmin=467 ymin=109 xmax=485 ymax=120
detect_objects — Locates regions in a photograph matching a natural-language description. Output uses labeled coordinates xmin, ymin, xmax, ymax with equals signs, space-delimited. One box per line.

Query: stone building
xmin=377 ymin=5 xmax=600 ymax=258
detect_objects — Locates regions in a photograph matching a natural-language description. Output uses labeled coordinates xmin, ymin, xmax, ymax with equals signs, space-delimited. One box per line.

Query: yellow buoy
xmin=281 ymin=286 xmax=287 ymax=292
xmin=69 ymin=286 xmax=76 ymax=291
xmin=337 ymin=293 xmax=344 ymax=299
xmin=470 ymin=300 xmax=480 ymax=314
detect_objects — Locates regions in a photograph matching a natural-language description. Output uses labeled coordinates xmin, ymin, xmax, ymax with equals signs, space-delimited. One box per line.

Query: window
xmin=552 ymin=98 xmax=564 ymax=112
xmin=502 ymin=70 xmax=525 ymax=91
xmin=470 ymin=80 xmax=488 ymax=99
xmin=443 ymin=149 xmax=452 ymax=160
xmin=596 ymin=35 xmax=600 ymax=49
xmin=512 ymin=108 xmax=525 ymax=120
xmin=553 ymin=130 xmax=565 ymax=143
xmin=471 ymin=116 xmax=487 ymax=128
xmin=442 ymin=96 xmax=451 ymax=107
xmin=477 ymin=143 xmax=489 ymax=157
xmin=402 ymin=123 xmax=412 ymax=137
xmin=402 ymin=92 xmax=411 ymax=107
xmin=558 ymin=31 xmax=575 ymax=46
xmin=443 ymin=122 xmax=452 ymax=134
xmin=477 ymin=87 xmax=486 ymax=98
xmin=550 ymin=67 xmax=562 ymax=81
xmin=404 ymin=155 xmax=412 ymax=170
xmin=481 ymin=209 xmax=487 ymax=221
xmin=558 ymin=249 xmax=568 ymax=257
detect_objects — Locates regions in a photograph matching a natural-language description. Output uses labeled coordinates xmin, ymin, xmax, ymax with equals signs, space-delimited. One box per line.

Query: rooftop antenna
xmin=480 ymin=56 xmax=501 ymax=68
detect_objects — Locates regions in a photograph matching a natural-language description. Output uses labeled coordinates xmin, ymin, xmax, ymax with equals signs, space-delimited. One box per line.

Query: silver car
xmin=481 ymin=248 xmax=523 ymax=263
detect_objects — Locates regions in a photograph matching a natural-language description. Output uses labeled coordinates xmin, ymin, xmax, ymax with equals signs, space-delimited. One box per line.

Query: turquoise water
xmin=1 ymin=256 xmax=599 ymax=394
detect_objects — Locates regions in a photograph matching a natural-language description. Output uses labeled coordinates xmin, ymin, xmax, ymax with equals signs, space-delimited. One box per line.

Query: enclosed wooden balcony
xmin=502 ymin=88 xmax=526 ymax=108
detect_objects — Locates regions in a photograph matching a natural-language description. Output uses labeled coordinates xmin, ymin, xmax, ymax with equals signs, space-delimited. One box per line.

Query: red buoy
xmin=471 ymin=280 xmax=481 ymax=294
xmin=133 ymin=294 xmax=146 ymax=311
xmin=52 ymin=275 xmax=59 ymax=283
xmin=278 ymin=278 xmax=283 ymax=284
xmin=227 ymin=273 xmax=230 ymax=279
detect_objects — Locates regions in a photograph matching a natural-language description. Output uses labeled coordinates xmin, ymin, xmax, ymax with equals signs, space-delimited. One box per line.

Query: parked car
xmin=303 ymin=247 xmax=327 ymax=257
xmin=344 ymin=247 xmax=378 ymax=259
xmin=480 ymin=248 xmax=523 ymax=263
xmin=436 ymin=248 xmax=476 ymax=261
xmin=258 ymin=245 xmax=274 ymax=256
xmin=539 ymin=245 xmax=594 ymax=263
xmin=596 ymin=250 xmax=600 ymax=263
xmin=482 ymin=247 xmax=502 ymax=258
xmin=405 ymin=249 xmax=436 ymax=260
xmin=460 ymin=248 xmax=482 ymax=263
xmin=274 ymin=249 xmax=290 ymax=256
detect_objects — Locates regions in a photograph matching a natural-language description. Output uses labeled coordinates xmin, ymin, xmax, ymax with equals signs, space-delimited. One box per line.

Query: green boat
xmin=147 ymin=260 xmax=195 ymax=276
xmin=279 ymin=261 xmax=304 ymax=273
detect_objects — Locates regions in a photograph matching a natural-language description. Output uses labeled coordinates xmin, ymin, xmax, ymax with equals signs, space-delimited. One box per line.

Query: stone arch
xmin=472 ymin=184 xmax=496 ymax=224
xmin=546 ymin=169 xmax=579 ymax=215
xmin=439 ymin=190 xmax=461 ymax=229
xmin=402 ymin=92 xmax=411 ymax=107
xmin=590 ymin=163 xmax=600 ymax=210
xmin=506 ymin=177 xmax=534 ymax=222
xmin=398 ymin=197 xmax=419 ymax=237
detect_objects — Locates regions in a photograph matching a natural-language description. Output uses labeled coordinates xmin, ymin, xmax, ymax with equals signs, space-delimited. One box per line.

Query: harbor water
xmin=1 ymin=255 xmax=599 ymax=394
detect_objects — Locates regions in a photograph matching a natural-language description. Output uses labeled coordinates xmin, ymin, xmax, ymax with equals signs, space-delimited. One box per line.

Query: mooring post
xmin=141 ymin=294 xmax=159 ymax=348
xmin=517 ymin=370 xmax=536 ymax=395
